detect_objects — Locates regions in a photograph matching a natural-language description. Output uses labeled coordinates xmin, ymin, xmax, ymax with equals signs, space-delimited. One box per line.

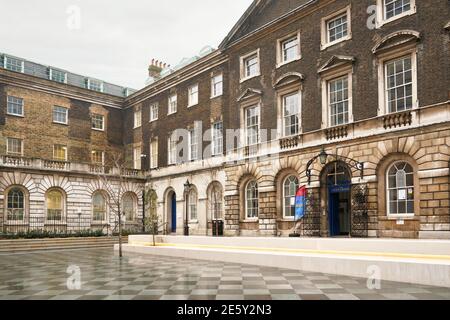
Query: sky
xmin=0 ymin=0 xmax=253 ymax=90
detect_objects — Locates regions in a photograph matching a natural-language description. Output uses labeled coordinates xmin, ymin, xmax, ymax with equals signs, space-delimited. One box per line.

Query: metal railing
xmin=0 ymin=215 xmax=144 ymax=239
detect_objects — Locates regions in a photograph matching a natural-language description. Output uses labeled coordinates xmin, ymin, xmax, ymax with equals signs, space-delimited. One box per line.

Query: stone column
xmin=224 ymin=194 xmax=239 ymax=236
xmin=258 ymin=191 xmax=277 ymax=236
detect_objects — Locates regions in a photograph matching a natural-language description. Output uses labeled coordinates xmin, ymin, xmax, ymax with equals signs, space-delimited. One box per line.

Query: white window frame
xmin=53 ymin=145 xmax=68 ymax=161
xmin=279 ymin=90 xmax=302 ymax=138
xmin=168 ymin=135 xmax=178 ymax=165
xmin=6 ymin=96 xmax=24 ymax=117
xmin=133 ymin=146 xmax=142 ymax=170
xmin=377 ymin=49 xmax=418 ymax=116
xmin=6 ymin=137 xmax=23 ymax=156
xmin=328 ymin=76 xmax=351 ymax=127
xmin=188 ymin=84 xmax=199 ymax=107
xmin=321 ymin=68 xmax=353 ymax=128
xmin=149 ymin=103 xmax=159 ymax=122
xmin=386 ymin=161 xmax=415 ymax=218
xmin=211 ymin=121 xmax=223 ymax=156
xmin=240 ymin=49 xmax=260 ymax=83
xmin=283 ymin=175 xmax=299 ymax=220
xmin=376 ymin=0 xmax=416 ymax=28
xmin=211 ymin=73 xmax=223 ymax=98
xmin=320 ymin=6 xmax=352 ymax=50
xmin=134 ymin=109 xmax=142 ymax=129
xmin=245 ymin=180 xmax=259 ymax=220
xmin=188 ymin=127 xmax=198 ymax=161
xmin=150 ymin=138 xmax=158 ymax=169
xmin=91 ymin=114 xmax=105 ymax=131
xmin=244 ymin=104 xmax=261 ymax=147
xmin=168 ymin=94 xmax=177 ymax=115
xmin=86 ymin=79 xmax=104 ymax=93
xmin=91 ymin=150 xmax=105 ymax=165
xmin=188 ymin=188 xmax=198 ymax=222
xmin=49 ymin=68 xmax=67 ymax=84
xmin=52 ymin=106 xmax=68 ymax=125
xmin=4 ymin=56 xmax=24 ymax=73
xmin=277 ymin=32 xmax=301 ymax=67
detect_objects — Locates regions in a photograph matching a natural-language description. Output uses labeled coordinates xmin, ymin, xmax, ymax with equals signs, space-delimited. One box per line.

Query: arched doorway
xmin=322 ymin=161 xmax=351 ymax=237
xmin=165 ymin=190 xmax=177 ymax=234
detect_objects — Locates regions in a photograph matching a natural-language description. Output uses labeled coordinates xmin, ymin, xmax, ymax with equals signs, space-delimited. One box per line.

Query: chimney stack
xmin=148 ymin=59 xmax=170 ymax=80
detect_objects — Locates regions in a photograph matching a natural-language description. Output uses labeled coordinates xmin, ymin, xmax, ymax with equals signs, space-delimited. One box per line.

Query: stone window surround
xmin=240 ymin=49 xmax=261 ymax=83
xmin=239 ymin=175 xmax=259 ymax=223
xmin=275 ymin=168 xmax=300 ymax=221
xmin=376 ymin=44 xmax=418 ymax=117
xmin=377 ymin=153 xmax=420 ymax=221
xmin=121 ymin=191 xmax=138 ymax=222
xmin=185 ymin=185 xmax=199 ymax=223
xmin=320 ymin=64 xmax=354 ymax=129
xmin=91 ymin=190 xmax=109 ymax=224
xmin=44 ymin=187 xmax=67 ymax=223
xmin=276 ymin=31 xmax=301 ymax=68
xmin=320 ymin=5 xmax=352 ymax=50
xmin=239 ymin=96 xmax=262 ymax=149
xmin=376 ymin=0 xmax=416 ymax=29
xmin=4 ymin=185 xmax=29 ymax=223
xmin=276 ymin=82 xmax=303 ymax=139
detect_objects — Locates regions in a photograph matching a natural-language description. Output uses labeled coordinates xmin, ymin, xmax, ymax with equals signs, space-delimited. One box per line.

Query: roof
xmin=0 ymin=52 xmax=136 ymax=98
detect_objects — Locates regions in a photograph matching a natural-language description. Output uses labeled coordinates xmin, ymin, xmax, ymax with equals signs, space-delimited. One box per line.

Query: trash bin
xmin=212 ymin=220 xmax=224 ymax=237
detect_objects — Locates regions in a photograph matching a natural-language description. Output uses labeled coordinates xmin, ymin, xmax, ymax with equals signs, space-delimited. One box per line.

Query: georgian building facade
xmin=1 ymin=0 xmax=450 ymax=238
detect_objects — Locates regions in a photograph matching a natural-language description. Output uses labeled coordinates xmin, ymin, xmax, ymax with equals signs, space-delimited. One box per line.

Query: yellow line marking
xmin=128 ymin=241 xmax=450 ymax=262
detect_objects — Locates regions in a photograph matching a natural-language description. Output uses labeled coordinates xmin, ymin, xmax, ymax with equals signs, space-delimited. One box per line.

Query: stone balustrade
xmin=0 ymin=155 xmax=146 ymax=179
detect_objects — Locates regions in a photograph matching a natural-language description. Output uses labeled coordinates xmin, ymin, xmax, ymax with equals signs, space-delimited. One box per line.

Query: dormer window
xmin=49 ymin=68 xmax=67 ymax=83
xmin=86 ymin=79 xmax=104 ymax=92
xmin=4 ymin=56 xmax=24 ymax=73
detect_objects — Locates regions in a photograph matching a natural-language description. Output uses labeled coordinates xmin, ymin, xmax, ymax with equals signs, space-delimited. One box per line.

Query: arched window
xmin=283 ymin=176 xmax=299 ymax=219
xmin=188 ymin=188 xmax=198 ymax=221
xmin=245 ymin=180 xmax=259 ymax=219
xmin=7 ymin=187 xmax=25 ymax=221
xmin=93 ymin=191 xmax=107 ymax=222
xmin=122 ymin=192 xmax=137 ymax=221
xmin=46 ymin=189 xmax=64 ymax=221
xmin=209 ymin=183 xmax=223 ymax=220
xmin=387 ymin=161 xmax=414 ymax=216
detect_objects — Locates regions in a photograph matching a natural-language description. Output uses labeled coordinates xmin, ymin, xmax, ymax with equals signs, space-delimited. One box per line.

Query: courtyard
xmin=0 ymin=248 xmax=449 ymax=300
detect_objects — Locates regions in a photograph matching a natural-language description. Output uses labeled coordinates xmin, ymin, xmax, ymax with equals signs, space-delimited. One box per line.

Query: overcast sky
xmin=0 ymin=0 xmax=253 ymax=89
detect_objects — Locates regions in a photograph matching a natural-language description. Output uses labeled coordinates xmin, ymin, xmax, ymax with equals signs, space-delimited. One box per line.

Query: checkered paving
xmin=0 ymin=248 xmax=449 ymax=300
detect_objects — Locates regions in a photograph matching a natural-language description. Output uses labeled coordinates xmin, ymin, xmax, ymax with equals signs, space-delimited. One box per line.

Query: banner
xmin=295 ymin=186 xmax=307 ymax=221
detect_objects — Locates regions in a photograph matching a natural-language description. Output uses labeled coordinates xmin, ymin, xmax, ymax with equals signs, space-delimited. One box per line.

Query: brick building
xmin=1 ymin=0 xmax=450 ymax=239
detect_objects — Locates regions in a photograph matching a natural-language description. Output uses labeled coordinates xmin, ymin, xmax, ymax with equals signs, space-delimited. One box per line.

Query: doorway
xmin=170 ymin=192 xmax=177 ymax=233
xmin=324 ymin=162 xmax=351 ymax=237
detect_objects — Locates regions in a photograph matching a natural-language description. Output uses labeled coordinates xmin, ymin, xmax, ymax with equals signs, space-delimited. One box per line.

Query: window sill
xmin=210 ymin=94 xmax=223 ymax=100
xmin=133 ymin=126 xmax=142 ymax=130
xmin=240 ymin=74 xmax=260 ymax=84
xmin=92 ymin=128 xmax=105 ymax=132
xmin=321 ymin=35 xmax=352 ymax=51
xmin=52 ymin=121 xmax=68 ymax=126
xmin=149 ymin=119 xmax=158 ymax=123
xmin=6 ymin=113 xmax=24 ymax=118
xmin=187 ymin=103 xmax=198 ymax=108
xmin=242 ymin=218 xmax=259 ymax=223
xmin=189 ymin=220 xmax=199 ymax=224
xmin=385 ymin=215 xmax=416 ymax=221
xmin=276 ymin=56 xmax=301 ymax=69
xmin=167 ymin=112 xmax=177 ymax=116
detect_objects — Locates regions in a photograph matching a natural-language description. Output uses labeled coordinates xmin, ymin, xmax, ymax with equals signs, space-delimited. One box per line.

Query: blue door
xmin=171 ymin=193 xmax=177 ymax=233
xmin=328 ymin=192 xmax=340 ymax=237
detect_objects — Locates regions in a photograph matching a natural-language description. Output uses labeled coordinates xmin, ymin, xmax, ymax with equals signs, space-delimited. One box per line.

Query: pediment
xmin=372 ymin=30 xmax=420 ymax=54
xmin=237 ymin=88 xmax=262 ymax=102
xmin=318 ymin=55 xmax=355 ymax=74
xmin=220 ymin=0 xmax=311 ymax=49
xmin=274 ymin=72 xmax=304 ymax=88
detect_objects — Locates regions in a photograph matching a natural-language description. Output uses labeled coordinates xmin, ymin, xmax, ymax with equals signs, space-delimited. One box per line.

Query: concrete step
xmin=120 ymin=235 xmax=450 ymax=288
